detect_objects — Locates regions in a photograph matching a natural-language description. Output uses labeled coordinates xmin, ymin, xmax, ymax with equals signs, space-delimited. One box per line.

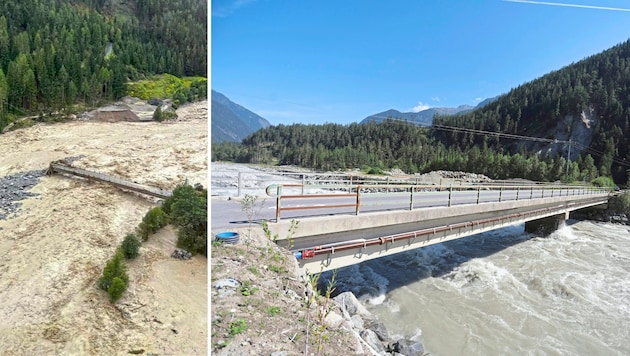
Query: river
xmin=322 ymin=220 xmax=630 ymax=355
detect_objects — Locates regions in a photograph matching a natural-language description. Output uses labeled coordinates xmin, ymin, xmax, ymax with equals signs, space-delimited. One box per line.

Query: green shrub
xmin=592 ymin=176 xmax=614 ymax=188
xmin=176 ymin=227 xmax=207 ymax=256
xmin=161 ymin=195 xmax=174 ymax=216
xmin=170 ymin=184 xmax=207 ymax=255
xmin=153 ymin=106 xmax=164 ymax=122
xmin=608 ymin=190 xmax=630 ymax=214
xmin=121 ymin=233 xmax=141 ymax=259
xmin=98 ymin=250 xmax=129 ymax=291
xmin=367 ymin=167 xmax=383 ymax=175
xmin=108 ymin=277 xmax=127 ymax=302
xmin=137 ymin=206 xmax=168 ymax=241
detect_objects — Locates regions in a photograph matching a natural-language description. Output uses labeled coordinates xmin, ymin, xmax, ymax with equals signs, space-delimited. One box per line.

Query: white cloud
xmin=212 ymin=0 xmax=257 ymax=17
xmin=412 ymin=101 xmax=431 ymax=112
xmin=431 ymin=96 xmax=440 ymax=102
xmin=474 ymin=97 xmax=482 ymax=102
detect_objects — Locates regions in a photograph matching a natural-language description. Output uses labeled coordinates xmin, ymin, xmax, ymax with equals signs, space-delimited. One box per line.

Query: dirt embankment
xmin=0 ymin=101 xmax=208 ymax=355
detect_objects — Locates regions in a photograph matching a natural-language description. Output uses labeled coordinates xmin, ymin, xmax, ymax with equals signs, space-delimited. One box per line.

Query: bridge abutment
xmin=524 ymin=212 xmax=568 ymax=235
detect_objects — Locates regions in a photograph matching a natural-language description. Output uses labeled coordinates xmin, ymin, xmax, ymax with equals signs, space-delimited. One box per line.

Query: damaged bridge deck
xmin=47 ymin=162 xmax=172 ymax=199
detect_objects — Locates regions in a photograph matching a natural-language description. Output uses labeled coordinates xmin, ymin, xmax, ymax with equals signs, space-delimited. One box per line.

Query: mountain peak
xmin=211 ymin=90 xmax=271 ymax=143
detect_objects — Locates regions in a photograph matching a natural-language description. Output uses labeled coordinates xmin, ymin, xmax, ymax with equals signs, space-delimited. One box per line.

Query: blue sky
xmin=211 ymin=0 xmax=630 ymax=125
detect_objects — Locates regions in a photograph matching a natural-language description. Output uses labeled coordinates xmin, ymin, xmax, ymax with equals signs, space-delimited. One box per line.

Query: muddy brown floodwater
xmin=0 ymin=101 xmax=208 ymax=355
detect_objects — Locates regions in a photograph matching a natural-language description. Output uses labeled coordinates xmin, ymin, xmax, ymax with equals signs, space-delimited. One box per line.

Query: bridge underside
xmin=267 ymin=194 xmax=609 ymax=273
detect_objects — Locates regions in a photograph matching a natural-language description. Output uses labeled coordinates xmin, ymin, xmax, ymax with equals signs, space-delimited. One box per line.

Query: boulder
xmin=333 ymin=292 xmax=373 ymax=320
xmin=365 ymin=319 xmax=390 ymax=342
xmin=324 ymin=310 xmax=345 ymax=329
xmin=388 ymin=339 xmax=425 ymax=356
xmin=359 ymin=329 xmax=385 ymax=353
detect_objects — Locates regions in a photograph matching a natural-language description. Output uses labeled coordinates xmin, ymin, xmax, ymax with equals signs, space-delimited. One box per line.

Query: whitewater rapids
xmin=323 ymin=220 xmax=630 ymax=355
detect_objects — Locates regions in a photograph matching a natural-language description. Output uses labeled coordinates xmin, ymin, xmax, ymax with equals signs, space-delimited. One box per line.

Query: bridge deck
xmin=266 ymin=192 xmax=609 ymax=273
xmin=48 ymin=162 xmax=172 ymax=199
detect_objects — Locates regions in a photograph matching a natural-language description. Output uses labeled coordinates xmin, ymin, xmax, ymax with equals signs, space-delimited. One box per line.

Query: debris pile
xmin=171 ymin=248 xmax=192 ymax=260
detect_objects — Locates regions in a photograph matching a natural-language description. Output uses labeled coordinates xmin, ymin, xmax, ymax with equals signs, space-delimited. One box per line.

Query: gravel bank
xmin=0 ymin=170 xmax=46 ymax=220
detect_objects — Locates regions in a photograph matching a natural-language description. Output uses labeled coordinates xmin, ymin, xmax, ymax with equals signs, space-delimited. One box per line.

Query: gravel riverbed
xmin=0 ymin=170 xmax=46 ymax=220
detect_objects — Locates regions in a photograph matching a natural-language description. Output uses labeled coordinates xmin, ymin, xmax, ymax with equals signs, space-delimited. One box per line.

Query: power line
xmin=370 ymin=116 xmax=630 ymax=168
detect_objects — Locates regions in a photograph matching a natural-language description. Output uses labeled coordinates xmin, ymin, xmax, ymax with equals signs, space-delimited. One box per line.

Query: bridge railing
xmin=267 ymin=182 xmax=611 ymax=221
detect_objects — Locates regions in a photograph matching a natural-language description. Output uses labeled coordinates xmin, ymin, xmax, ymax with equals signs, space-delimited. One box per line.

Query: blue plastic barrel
xmin=215 ymin=232 xmax=240 ymax=245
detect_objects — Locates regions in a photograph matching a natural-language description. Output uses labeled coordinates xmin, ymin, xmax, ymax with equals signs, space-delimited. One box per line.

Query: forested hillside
xmin=0 ymin=0 xmax=207 ymax=131
xmin=434 ymin=38 xmax=630 ymax=183
xmin=213 ymin=38 xmax=630 ymax=185
xmin=211 ymin=120 xmax=602 ymax=183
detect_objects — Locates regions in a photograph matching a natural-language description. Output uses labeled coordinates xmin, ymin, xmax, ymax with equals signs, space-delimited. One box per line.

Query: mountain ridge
xmin=211 ymin=90 xmax=271 ymax=143
xmin=361 ymin=96 xmax=498 ymax=126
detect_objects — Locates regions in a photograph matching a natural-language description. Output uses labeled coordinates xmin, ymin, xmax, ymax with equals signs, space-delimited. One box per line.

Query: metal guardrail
xmin=267 ymin=182 xmax=611 ymax=221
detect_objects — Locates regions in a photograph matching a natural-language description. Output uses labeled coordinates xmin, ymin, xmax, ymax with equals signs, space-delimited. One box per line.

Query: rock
xmin=365 ymin=320 xmax=389 ymax=342
xmin=360 ymin=329 xmax=385 ymax=353
xmin=388 ymin=339 xmax=425 ymax=356
xmin=324 ymin=310 xmax=345 ymax=329
xmin=171 ymin=248 xmax=192 ymax=260
xmin=213 ymin=278 xmax=240 ymax=290
xmin=333 ymin=292 xmax=373 ymax=320
xmin=270 ymin=352 xmax=288 ymax=356
xmin=148 ymin=98 xmax=163 ymax=106
xmin=350 ymin=314 xmax=364 ymax=330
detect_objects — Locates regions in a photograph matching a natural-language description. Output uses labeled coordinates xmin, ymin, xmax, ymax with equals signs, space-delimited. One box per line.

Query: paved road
xmin=210 ymin=187 xmax=588 ymax=234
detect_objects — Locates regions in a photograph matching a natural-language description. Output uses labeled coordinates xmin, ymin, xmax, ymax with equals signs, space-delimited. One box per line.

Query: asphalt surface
xmin=209 ymin=187 xmax=578 ymax=234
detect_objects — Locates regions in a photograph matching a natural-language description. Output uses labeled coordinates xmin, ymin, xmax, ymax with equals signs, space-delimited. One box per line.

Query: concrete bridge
xmin=257 ymin=182 xmax=610 ymax=273
xmin=47 ymin=161 xmax=172 ymax=199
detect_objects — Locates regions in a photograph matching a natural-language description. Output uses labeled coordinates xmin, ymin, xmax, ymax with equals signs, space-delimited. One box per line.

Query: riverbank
xmin=210 ymin=228 xmax=425 ymax=355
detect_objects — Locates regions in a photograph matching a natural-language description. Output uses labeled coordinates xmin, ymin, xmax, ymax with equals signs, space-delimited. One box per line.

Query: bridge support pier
xmin=524 ymin=212 xmax=569 ymax=235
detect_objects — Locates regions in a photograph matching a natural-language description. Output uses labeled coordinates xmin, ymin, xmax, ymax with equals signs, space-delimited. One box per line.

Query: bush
xmin=121 ymin=233 xmax=141 ymax=259
xmin=608 ymin=190 xmax=630 ymax=214
xmin=367 ymin=167 xmax=383 ymax=175
xmin=176 ymin=227 xmax=207 ymax=256
xmin=592 ymin=176 xmax=614 ymax=188
xmin=170 ymin=184 xmax=208 ymax=256
xmin=161 ymin=195 xmax=174 ymax=216
xmin=108 ymin=277 xmax=127 ymax=302
xmin=98 ymin=249 xmax=129 ymax=292
xmin=153 ymin=106 xmax=164 ymax=122
xmin=137 ymin=206 xmax=168 ymax=241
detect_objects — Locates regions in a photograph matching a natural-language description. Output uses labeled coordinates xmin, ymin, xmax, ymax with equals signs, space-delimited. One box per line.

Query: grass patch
xmin=266 ymin=306 xmax=282 ymax=317
xmin=228 ymin=319 xmax=247 ymax=337
xmin=268 ymin=264 xmax=286 ymax=274
xmin=240 ymin=280 xmax=259 ymax=296
xmin=247 ymin=265 xmax=261 ymax=277
xmin=126 ymin=73 xmax=206 ymax=101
